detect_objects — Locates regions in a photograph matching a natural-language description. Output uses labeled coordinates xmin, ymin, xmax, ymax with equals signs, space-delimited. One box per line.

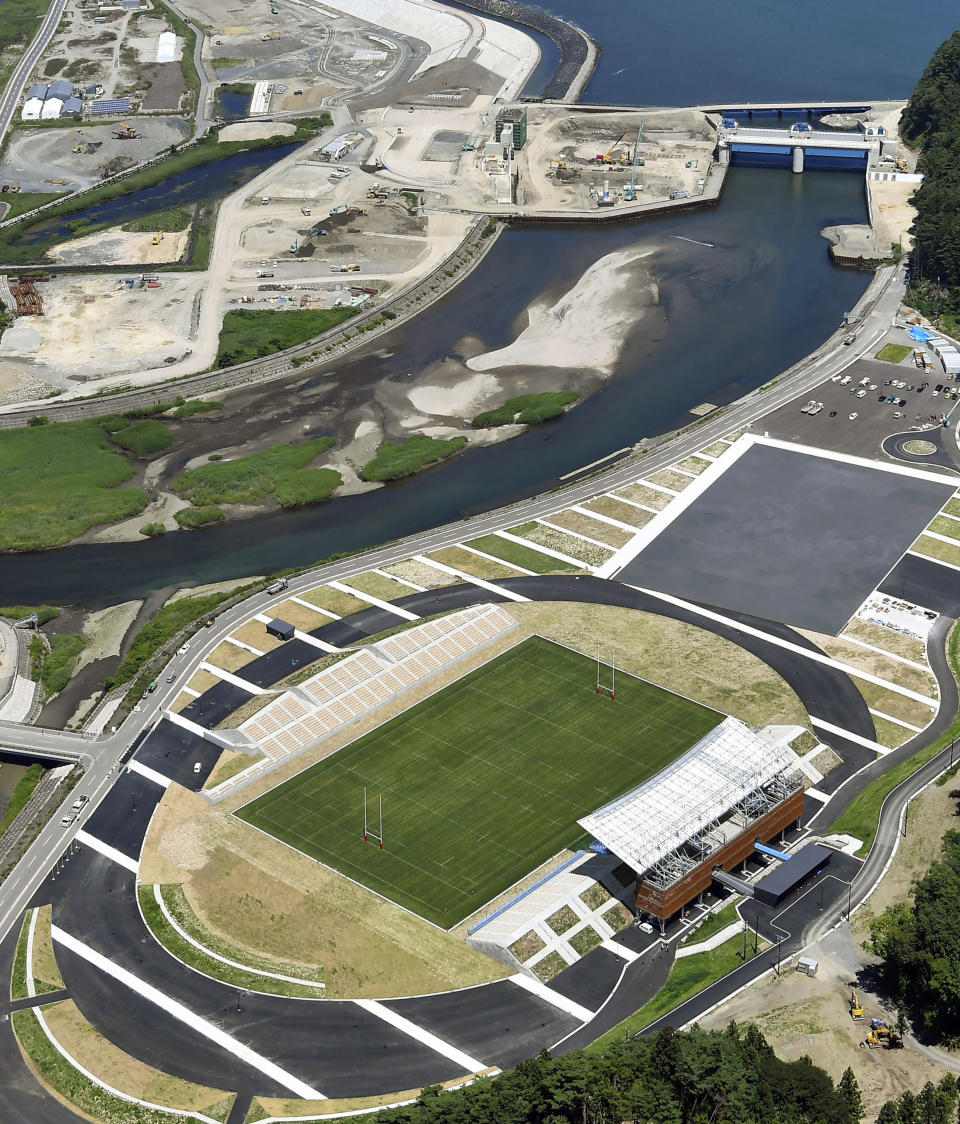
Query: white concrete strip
xmin=607 ymin=493 xmax=658 ymax=513
xmin=496 ymin=530 xmax=586 ymax=569
xmin=920 ymin=529 xmax=960 ymax=548
xmin=508 ymin=972 xmax=594 ymax=1023
xmin=637 ymin=478 xmax=680 ymax=496
xmin=751 ymin=432 xmax=960 ymax=487
xmin=126 ymin=759 xmax=171 ymax=789
xmin=50 ymin=925 xmax=325 ymax=1099
xmin=25 ymin=907 xmax=38 ymax=999
xmin=293 ymin=629 xmax=340 ymax=653
xmin=199 ymin=662 xmax=268 ymax=695
xmin=796 ymin=756 xmax=823 ymax=785
xmin=839 ymin=633 xmax=929 ymax=671
xmin=690 ymin=451 xmax=716 ymax=462
xmin=805 ymin=788 xmax=830 ymax=804
xmin=600 ymin=939 xmax=638 ymax=963
xmin=868 ymin=707 xmax=923 ymax=733
xmin=75 ymin=830 xmax=139 ymax=873
xmin=623 ymin=584 xmax=939 ymax=704
xmin=557 ymin=447 xmax=630 ymax=480
xmin=164 ymin=709 xmax=238 ymax=751
xmin=373 ymin=568 xmax=425 ymax=592
xmin=908 ymin=547 xmax=960 ymax=574
xmin=675 ymin=920 xmax=742 ymax=958
xmin=938 ymin=510 xmax=960 ymax=523
xmin=354 ymin=998 xmax=488 ymax=1073
xmin=570 ymin=503 xmax=638 ymax=533
xmin=289 ymin=594 xmax=340 ymax=619
xmin=328 ymin=581 xmax=419 ymax=621
xmin=223 ymin=635 xmax=263 ymax=656
xmin=537 ymin=518 xmax=614 ymax=550
xmin=455 ymin=542 xmax=537 ymax=575
xmin=180 ymin=686 xmax=201 ymax=698
xmin=811 ymin=716 xmax=891 ymax=756
xmin=413 ymin=555 xmax=529 ymax=602
xmin=598 ymin=438 xmax=754 ymax=578
xmin=668 ymin=466 xmax=699 ymax=479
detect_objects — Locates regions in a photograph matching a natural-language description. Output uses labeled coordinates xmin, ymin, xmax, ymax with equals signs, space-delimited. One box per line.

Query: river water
xmin=6 ymin=7 xmax=959 ymax=602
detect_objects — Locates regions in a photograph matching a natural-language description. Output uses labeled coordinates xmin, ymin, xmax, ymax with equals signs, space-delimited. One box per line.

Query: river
xmin=5 ymin=6 xmax=959 ymax=603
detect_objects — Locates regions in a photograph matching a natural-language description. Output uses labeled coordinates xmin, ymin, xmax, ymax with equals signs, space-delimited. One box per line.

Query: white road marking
xmin=601 ymin=939 xmax=639 ymax=963
xmin=289 ymin=595 xmax=340 ymax=619
xmin=198 ymin=662 xmax=268 ymax=695
xmin=907 ymin=547 xmax=960 ymax=574
xmin=919 ymin=529 xmax=960 ymax=548
xmin=536 ymin=518 xmax=613 ymax=550
xmin=180 ymin=686 xmax=201 ymax=698
xmin=222 ymin=635 xmax=263 ymax=656
xmin=355 ymin=998 xmax=488 ymax=1073
xmin=508 ymin=973 xmax=594 ymax=1023
xmin=75 ymin=831 xmax=139 ymax=873
xmin=50 ymin=925 xmax=325 ymax=1099
xmin=805 ymin=788 xmax=830 ymax=804
xmin=868 ymin=707 xmax=923 ymax=733
xmin=290 ymin=629 xmax=339 ymax=653
xmin=839 ymin=633 xmax=929 ymax=671
xmin=328 ymin=581 xmax=419 ymax=621
xmin=126 ymin=760 xmax=171 ymax=789
xmin=811 ymin=716 xmax=891 ymax=756
xmin=753 ymin=432 xmax=960 ymax=486
xmin=412 ymin=555 xmax=529 ymax=601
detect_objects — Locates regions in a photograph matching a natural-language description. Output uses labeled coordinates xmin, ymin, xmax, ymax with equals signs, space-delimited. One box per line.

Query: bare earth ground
xmin=75 ymin=600 xmax=142 ymax=673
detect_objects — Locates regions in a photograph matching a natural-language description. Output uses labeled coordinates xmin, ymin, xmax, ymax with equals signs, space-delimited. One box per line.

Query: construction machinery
xmin=72 ymin=144 xmax=84 ymax=153
xmin=595 ymin=130 xmax=628 ymax=165
xmin=548 ymin=159 xmax=567 ymax=170
xmin=288 ymin=238 xmax=298 ymax=254
xmin=112 ymin=126 xmax=138 ymax=140
xmin=151 ymin=231 xmax=163 ymax=245
xmin=849 ymin=988 xmax=864 ymax=1021
xmin=623 ymin=119 xmax=645 ymax=202
xmin=895 ymin=157 xmax=909 ymax=173
xmin=328 ymin=203 xmax=347 ymax=216
xmin=863 ymin=1018 xmax=901 ymax=1049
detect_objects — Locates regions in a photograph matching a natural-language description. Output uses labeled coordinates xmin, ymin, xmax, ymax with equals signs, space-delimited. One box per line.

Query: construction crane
xmin=849 ymin=988 xmax=864 ymax=1021
xmin=624 ymin=120 xmax=645 ymax=202
xmin=596 ymin=130 xmax=628 ymax=165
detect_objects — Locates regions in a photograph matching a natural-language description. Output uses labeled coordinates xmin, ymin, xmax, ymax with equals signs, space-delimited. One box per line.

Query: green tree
xmin=876 ymin=1103 xmax=900 ymax=1124
xmin=837 ymin=1067 xmax=865 ymax=1120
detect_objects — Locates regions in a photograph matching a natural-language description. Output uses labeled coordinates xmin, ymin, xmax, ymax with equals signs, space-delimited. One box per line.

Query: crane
xmin=623 ymin=120 xmax=645 ymax=202
xmin=596 ymin=130 xmax=628 ymax=165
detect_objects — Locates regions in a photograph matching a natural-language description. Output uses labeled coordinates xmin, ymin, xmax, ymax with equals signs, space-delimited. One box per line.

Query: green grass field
xmin=237 ymin=637 xmax=718 ymax=927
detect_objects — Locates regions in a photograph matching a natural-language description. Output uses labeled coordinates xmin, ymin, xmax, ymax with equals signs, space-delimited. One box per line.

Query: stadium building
xmin=579 ymin=718 xmax=804 ymax=926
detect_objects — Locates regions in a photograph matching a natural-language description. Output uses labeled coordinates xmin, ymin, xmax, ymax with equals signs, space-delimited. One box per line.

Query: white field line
xmin=811 ymin=716 xmax=891 ymax=756
xmin=495 ymin=530 xmax=588 ymax=569
xmin=198 ymin=662 xmax=268 ymax=695
xmin=412 ymin=554 xmax=529 ymax=601
xmin=750 ymin=432 xmax=960 ymax=486
xmin=28 ymin=1006 xmax=225 ymax=1124
xmin=354 ymin=998 xmax=487 ymax=1073
xmin=937 ymin=510 xmax=960 ymax=523
xmin=328 ymin=581 xmax=419 ymax=621
xmin=837 ymin=633 xmax=929 ymax=672
xmin=293 ymin=629 xmax=340 ymax=653
xmin=667 ymin=466 xmax=699 ymax=479
xmin=25 ymin=906 xmax=38 ymax=999
xmin=289 ymin=595 xmax=340 ymax=619
xmin=570 ymin=503 xmax=640 ymax=533
xmin=50 ymin=925 xmax=324 ymax=1099
xmin=601 ymin=939 xmax=638 ymax=963
xmin=920 ymin=530 xmax=960 ymax=547
xmin=75 ymin=830 xmax=138 ymax=873
xmin=181 ymin=686 xmax=201 ymax=697
xmin=454 ymin=542 xmax=537 ymax=575
xmin=907 ymin=547 xmax=960 ymax=573
xmin=126 ymin=760 xmax=171 ymax=789
xmin=638 ymin=478 xmax=680 ymax=496
xmin=623 ymin=583 xmax=939 ymax=704
xmin=508 ymin=973 xmax=593 ymax=1023
xmin=606 ymin=493 xmax=659 ymax=513
xmin=152 ymin=885 xmax=324 ymax=990
xmin=689 ymin=451 xmax=716 ymax=462
xmin=868 ymin=707 xmax=923 ymax=733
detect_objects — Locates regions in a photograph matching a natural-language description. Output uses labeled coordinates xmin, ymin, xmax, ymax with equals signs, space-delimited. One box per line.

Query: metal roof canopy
xmin=578 ymin=717 xmax=801 ymax=876
xmin=753 ymin=842 xmax=833 ymax=907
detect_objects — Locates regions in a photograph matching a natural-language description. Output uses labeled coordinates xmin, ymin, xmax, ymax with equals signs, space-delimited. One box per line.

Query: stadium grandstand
xmin=579 ymin=718 xmax=804 ymax=927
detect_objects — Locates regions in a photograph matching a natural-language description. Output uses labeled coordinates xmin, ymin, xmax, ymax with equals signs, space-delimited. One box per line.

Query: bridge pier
xmin=792 ymin=146 xmax=804 ymax=173
xmin=718 ymin=145 xmax=730 ymax=166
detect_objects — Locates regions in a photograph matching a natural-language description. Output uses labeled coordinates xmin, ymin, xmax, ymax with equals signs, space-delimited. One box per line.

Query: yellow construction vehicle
xmin=595 ymin=130 xmax=628 ymax=165
xmin=72 ymin=145 xmax=83 ymax=153
xmin=895 ymin=157 xmax=909 ymax=173
xmin=548 ymin=159 xmax=567 ymax=170
xmin=849 ymin=988 xmax=864 ymax=1021
xmin=151 ymin=231 xmax=163 ymax=245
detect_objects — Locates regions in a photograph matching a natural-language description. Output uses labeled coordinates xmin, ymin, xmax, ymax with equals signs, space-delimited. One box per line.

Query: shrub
xmin=110 ymin=419 xmax=173 ymax=456
xmin=139 ymin=522 xmax=166 ymax=537
xmin=27 ymin=415 xmax=48 ymax=426
xmin=473 ymin=391 xmax=579 ymax=428
xmin=0 ymin=604 xmax=60 ymax=624
xmin=173 ymin=399 xmax=223 ymax=419
xmin=174 ymin=505 xmax=224 ymax=528
xmin=362 ymin=435 xmax=467 ymax=482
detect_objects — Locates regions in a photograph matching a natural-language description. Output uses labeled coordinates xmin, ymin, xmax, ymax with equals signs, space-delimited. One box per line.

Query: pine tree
xmin=877 ymin=1102 xmax=901 ymax=1124
xmin=837 ymin=1067 xmax=865 ymax=1121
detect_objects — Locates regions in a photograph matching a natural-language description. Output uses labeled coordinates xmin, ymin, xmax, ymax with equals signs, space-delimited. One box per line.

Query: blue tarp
xmin=910 ymin=326 xmax=935 ymax=342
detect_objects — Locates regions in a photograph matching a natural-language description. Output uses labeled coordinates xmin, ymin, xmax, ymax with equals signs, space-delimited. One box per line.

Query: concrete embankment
xmin=448 ymin=0 xmax=597 ymax=101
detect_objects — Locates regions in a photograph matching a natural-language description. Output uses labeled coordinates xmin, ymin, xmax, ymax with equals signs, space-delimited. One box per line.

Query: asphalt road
xmin=0 ymin=0 xmax=68 ymax=149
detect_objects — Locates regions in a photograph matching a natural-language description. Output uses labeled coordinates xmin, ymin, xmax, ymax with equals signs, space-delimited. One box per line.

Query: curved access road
xmin=0 ymin=0 xmax=68 ymax=146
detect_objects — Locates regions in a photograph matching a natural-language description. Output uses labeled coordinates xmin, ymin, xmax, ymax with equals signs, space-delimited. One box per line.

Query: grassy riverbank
xmin=215 ymin=306 xmax=357 ymax=366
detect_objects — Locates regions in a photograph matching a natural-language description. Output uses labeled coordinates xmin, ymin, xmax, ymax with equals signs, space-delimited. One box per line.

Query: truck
xmin=266 ymin=578 xmax=288 ymax=595
xmin=256 ymin=270 xmax=274 ymax=277
xmin=843 ymin=332 xmax=857 ymax=345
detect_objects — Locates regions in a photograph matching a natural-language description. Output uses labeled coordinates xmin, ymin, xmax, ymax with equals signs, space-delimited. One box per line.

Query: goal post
xmin=363 ymin=787 xmax=384 ymax=849
xmin=596 ymin=643 xmax=615 ymax=701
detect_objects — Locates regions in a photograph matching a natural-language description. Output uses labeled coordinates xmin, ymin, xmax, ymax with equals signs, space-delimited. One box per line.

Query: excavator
xmin=548 ymin=159 xmax=567 ymax=170
xmin=863 ymin=1018 xmax=901 ymax=1049
xmin=849 ymin=988 xmax=864 ymax=1021
xmin=112 ymin=125 xmax=138 ymax=140
xmin=595 ymin=130 xmax=628 ymax=165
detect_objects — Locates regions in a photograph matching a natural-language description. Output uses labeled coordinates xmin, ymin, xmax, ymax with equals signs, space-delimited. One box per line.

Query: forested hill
xmin=901 ymin=29 xmax=960 ymax=327
xmin=373 ymin=1024 xmax=860 ymax=1124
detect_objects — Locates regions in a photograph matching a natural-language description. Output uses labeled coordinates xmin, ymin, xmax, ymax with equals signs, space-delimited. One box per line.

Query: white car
xmin=178 ymin=644 xmax=190 ymax=655
xmin=859 ymin=377 xmax=870 ymax=386
xmin=848 ymin=411 xmax=859 ymax=420
xmin=893 ymin=411 xmax=905 ymax=418
xmin=868 ymin=383 xmax=878 ymax=391
xmin=830 ymin=374 xmax=842 ymax=382
xmin=840 ymin=376 xmax=852 ymax=385
xmin=856 ymin=389 xmax=866 ymax=398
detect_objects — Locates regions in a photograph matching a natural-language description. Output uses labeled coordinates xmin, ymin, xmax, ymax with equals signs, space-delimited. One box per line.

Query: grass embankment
xmin=215 ymin=307 xmax=357 ymax=367
xmin=0 ymin=117 xmax=331 ymax=264
xmin=876 ymin=343 xmax=913 ymax=363
xmin=12 ymin=1003 xmax=234 ymax=1124
xmin=204 ymin=750 xmax=265 ymax=788
xmin=138 ymin=885 xmax=325 ymax=998
xmin=173 ymin=437 xmax=339 ymax=509
xmin=0 ymin=419 xmax=147 ymax=551
xmin=121 ymin=206 xmax=193 ymax=233
xmin=0 ymin=192 xmax=64 ymax=222
xmin=211 ymin=56 xmax=246 ymax=69
xmin=362 ymin=435 xmax=467 ymax=482
xmin=173 ymin=398 xmax=222 ymax=419
xmin=472 ymin=391 xmax=579 ymax=428
xmin=0 ymin=605 xmax=60 ymax=624
xmin=29 ymin=634 xmax=84 ymax=698
xmin=110 ymin=419 xmax=173 ymax=456
xmin=466 ymin=534 xmax=578 ymax=573
xmin=682 ymin=902 xmax=739 ymax=945
xmin=0 ymin=765 xmax=45 ymax=834
xmin=588 ymin=931 xmax=764 ymax=1051
xmin=829 ymin=622 xmax=960 ymax=854
xmin=108 ymin=588 xmax=246 ymax=694
xmin=174 ymin=505 xmax=224 ymax=528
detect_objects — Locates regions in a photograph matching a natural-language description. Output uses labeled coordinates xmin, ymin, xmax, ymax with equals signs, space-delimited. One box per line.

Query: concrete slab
xmin=616 ymin=442 xmax=954 ymax=634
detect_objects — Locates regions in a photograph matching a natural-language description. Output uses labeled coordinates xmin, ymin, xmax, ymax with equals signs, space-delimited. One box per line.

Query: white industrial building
xmin=157 ymin=31 xmax=176 ymax=63
xmin=40 ymin=98 xmax=64 ymax=120
xmin=21 ymin=98 xmax=44 ymax=120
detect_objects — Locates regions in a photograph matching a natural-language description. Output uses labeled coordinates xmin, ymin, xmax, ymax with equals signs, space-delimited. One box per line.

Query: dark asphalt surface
xmin=2 ymin=568 xmax=957 ymax=1119
xmin=881 ymin=552 xmax=960 ymax=618
xmin=617 ymin=442 xmax=954 ymax=634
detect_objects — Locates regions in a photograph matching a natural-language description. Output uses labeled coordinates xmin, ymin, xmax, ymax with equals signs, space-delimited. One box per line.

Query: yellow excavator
xmin=151 ymin=231 xmax=164 ymax=245
xmin=548 ymin=159 xmax=568 ymax=170
xmin=849 ymin=988 xmax=864 ymax=1021
xmin=596 ymin=130 xmax=628 ymax=165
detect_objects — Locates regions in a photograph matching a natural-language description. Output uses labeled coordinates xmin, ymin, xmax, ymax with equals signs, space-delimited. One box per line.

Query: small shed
xmin=84 ymin=83 xmax=104 ymax=98
xmin=266 ymin=618 xmax=295 ymax=642
xmin=61 ymin=97 xmax=83 ymax=118
xmin=47 ymin=79 xmax=74 ymax=100
xmin=796 ymin=956 xmax=819 ymax=977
